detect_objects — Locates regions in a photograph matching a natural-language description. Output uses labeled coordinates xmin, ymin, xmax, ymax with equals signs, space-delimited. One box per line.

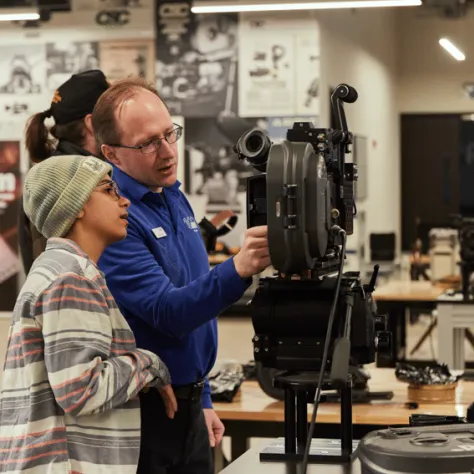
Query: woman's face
xmin=81 ymin=177 xmax=130 ymax=245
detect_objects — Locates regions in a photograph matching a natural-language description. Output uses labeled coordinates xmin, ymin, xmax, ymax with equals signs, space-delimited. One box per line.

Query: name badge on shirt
xmin=152 ymin=227 xmax=167 ymax=239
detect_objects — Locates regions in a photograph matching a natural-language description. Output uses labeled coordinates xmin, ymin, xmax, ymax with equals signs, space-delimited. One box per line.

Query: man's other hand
xmin=203 ymin=408 xmax=225 ymax=448
xmin=233 ymin=225 xmax=271 ymax=279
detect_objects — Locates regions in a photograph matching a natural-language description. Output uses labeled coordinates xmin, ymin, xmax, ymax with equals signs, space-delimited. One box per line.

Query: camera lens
xmin=247 ymin=134 xmax=263 ymax=154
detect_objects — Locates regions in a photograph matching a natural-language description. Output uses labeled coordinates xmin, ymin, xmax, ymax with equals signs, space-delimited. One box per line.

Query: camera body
xmin=237 ymin=121 xmax=357 ymax=276
xmin=234 ymin=84 xmax=390 ymax=382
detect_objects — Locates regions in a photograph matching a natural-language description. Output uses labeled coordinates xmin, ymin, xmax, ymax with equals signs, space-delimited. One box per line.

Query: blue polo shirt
xmin=98 ymin=166 xmax=251 ymax=408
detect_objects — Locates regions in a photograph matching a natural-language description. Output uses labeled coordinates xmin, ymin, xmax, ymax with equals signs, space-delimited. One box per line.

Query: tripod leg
xmin=296 ymin=391 xmax=308 ymax=452
xmin=341 ymin=383 xmax=353 ymax=458
xmin=284 ymin=388 xmax=296 ymax=454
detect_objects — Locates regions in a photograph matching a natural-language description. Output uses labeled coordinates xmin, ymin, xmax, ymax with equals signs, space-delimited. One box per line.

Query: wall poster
xmin=238 ymin=14 xmax=320 ymax=117
xmin=46 ymin=41 xmax=100 ymax=91
xmin=100 ymin=40 xmax=155 ymax=83
xmin=156 ymin=1 xmax=239 ymax=117
xmin=0 ymin=141 xmax=22 ymax=312
xmin=0 ymin=44 xmax=47 ymax=122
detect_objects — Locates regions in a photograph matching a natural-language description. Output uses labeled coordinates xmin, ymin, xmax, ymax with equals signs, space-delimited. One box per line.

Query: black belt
xmin=172 ymin=380 xmax=205 ymax=401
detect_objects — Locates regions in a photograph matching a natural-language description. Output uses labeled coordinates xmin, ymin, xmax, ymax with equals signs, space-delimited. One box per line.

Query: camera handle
xmin=331 ymin=84 xmax=357 ymax=138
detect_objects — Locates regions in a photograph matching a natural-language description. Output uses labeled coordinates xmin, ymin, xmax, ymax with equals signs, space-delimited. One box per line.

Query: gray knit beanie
xmin=23 ymin=155 xmax=113 ymax=238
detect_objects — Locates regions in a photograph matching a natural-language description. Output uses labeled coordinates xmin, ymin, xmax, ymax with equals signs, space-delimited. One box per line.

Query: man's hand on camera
xmin=233 ymin=225 xmax=271 ymax=279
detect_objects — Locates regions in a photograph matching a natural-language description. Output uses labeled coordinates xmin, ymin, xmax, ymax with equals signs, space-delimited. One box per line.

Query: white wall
xmin=317 ymin=8 xmax=401 ymax=261
xmin=398 ymin=9 xmax=474 ymax=113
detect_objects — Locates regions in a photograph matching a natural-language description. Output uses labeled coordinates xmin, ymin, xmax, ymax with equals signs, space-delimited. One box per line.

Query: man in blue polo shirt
xmin=92 ymin=77 xmax=270 ymax=474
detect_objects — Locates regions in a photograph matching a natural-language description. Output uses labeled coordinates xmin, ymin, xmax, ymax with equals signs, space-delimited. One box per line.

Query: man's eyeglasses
xmin=108 ymin=124 xmax=183 ymax=155
xmin=96 ymin=180 xmax=121 ymax=200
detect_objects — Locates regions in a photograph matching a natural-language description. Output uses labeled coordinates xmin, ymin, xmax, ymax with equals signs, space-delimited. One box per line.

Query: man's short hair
xmin=92 ymin=77 xmax=167 ymax=154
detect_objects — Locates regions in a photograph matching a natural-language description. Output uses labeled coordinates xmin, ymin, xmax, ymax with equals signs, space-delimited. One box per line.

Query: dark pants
xmin=137 ymin=389 xmax=213 ymax=474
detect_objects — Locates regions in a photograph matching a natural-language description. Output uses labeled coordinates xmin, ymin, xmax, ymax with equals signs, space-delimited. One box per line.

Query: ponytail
xmin=25 ymin=110 xmax=55 ymax=163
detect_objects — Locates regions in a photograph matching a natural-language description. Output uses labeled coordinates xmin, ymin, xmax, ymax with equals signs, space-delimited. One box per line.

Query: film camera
xmin=234 ymin=84 xmax=391 ymax=468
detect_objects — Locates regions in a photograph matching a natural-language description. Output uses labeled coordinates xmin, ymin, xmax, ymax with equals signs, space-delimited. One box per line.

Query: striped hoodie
xmin=0 ymin=238 xmax=171 ymax=473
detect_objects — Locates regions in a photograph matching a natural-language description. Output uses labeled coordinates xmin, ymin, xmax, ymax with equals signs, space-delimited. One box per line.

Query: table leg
xmin=453 ymin=328 xmax=465 ymax=370
xmin=213 ymin=445 xmax=225 ymax=473
xmin=437 ymin=304 xmax=454 ymax=368
xmin=231 ymin=434 xmax=249 ymax=461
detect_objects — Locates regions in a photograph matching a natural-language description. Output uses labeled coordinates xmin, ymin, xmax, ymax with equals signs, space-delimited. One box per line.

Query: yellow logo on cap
xmin=51 ymin=90 xmax=62 ymax=104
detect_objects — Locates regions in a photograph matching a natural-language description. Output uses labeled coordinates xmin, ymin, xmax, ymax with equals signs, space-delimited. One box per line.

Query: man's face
xmin=108 ymin=89 xmax=178 ymax=192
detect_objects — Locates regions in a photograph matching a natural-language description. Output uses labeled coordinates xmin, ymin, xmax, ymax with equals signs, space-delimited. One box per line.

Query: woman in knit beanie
xmin=0 ymin=155 xmax=177 ymax=474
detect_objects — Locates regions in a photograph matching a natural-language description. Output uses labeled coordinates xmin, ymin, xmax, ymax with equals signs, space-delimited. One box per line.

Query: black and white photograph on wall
xmin=156 ymin=1 xmax=238 ymax=117
xmin=46 ymin=41 xmax=99 ymax=91
xmin=0 ymin=45 xmax=46 ymax=121
xmin=238 ymin=13 xmax=320 ymax=116
xmin=100 ymin=40 xmax=155 ymax=83
xmin=183 ymin=116 xmax=267 ymax=215
xmin=0 ymin=45 xmax=45 ymax=95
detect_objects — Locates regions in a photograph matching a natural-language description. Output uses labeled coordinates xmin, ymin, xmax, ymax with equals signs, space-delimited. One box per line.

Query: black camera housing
xmin=234 ymin=84 xmax=390 ymax=379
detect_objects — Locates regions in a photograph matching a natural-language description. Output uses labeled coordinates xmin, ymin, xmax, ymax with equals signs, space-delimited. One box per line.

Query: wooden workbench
xmin=374 ymin=280 xmax=446 ymax=302
xmin=213 ymin=368 xmax=474 ymax=461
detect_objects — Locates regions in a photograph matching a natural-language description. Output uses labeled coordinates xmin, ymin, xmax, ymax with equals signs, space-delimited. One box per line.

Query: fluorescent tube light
xmin=439 ymin=38 xmax=466 ymax=61
xmin=0 ymin=8 xmax=40 ymax=21
xmin=192 ymin=0 xmax=422 ymax=14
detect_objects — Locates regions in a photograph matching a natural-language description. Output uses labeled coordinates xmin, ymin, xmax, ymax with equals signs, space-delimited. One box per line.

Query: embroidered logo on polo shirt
xmin=152 ymin=227 xmax=167 ymax=239
xmin=183 ymin=216 xmax=199 ymax=232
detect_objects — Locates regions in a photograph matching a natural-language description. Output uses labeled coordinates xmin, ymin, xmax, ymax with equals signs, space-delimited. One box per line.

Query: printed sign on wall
xmin=238 ymin=14 xmax=320 ymax=117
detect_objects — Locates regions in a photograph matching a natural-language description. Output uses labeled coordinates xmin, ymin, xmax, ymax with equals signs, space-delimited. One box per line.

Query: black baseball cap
xmin=44 ymin=70 xmax=109 ymax=125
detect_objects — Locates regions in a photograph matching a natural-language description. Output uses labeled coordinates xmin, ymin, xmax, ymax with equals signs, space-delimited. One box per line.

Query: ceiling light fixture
xmin=0 ymin=8 xmax=40 ymax=21
xmin=191 ymin=0 xmax=422 ymax=14
xmin=439 ymin=38 xmax=466 ymax=61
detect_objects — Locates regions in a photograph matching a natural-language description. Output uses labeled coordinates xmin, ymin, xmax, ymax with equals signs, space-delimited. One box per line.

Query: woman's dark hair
xmin=25 ymin=111 xmax=86 ymax=163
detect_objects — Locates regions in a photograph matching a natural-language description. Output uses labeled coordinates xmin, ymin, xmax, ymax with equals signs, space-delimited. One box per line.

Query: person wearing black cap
xmin=19 ymin=69 xmax=109 ymax=274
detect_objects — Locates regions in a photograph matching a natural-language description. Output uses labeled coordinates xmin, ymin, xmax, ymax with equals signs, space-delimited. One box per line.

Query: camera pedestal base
xmin=258 ymin=372 xmax=354 ymax=464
